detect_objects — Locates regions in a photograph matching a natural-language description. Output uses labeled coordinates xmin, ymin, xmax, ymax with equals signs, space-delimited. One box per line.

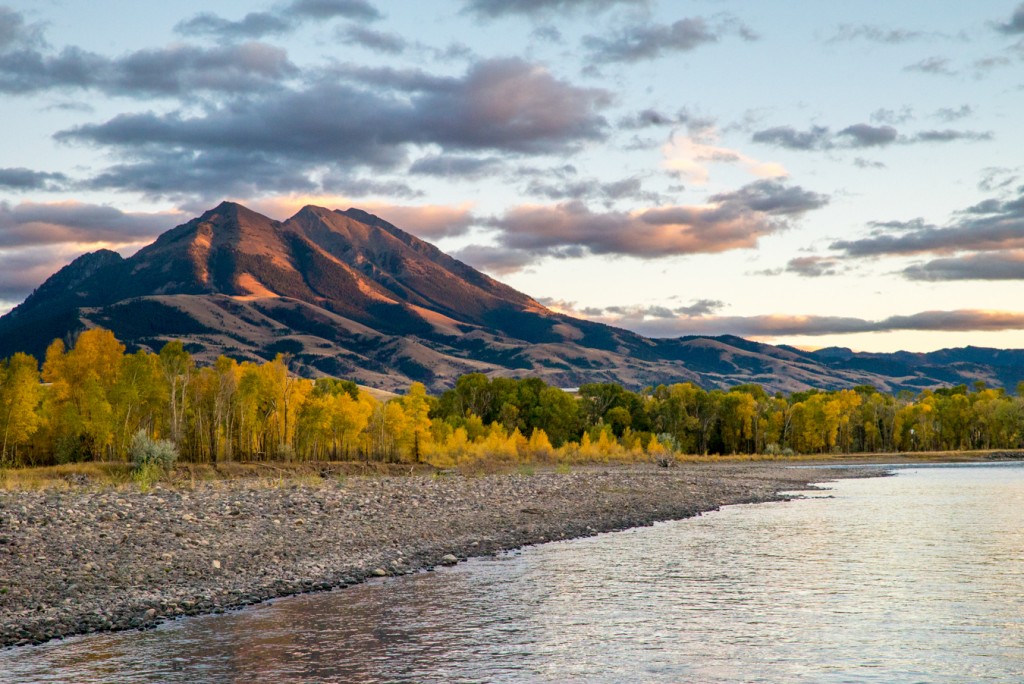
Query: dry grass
xmin=2 ymin=449 xmax=1017 ymax=491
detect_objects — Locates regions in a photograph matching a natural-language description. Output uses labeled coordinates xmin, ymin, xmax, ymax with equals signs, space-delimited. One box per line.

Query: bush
xmin=130 ymin=430 xmax=179 ymax=471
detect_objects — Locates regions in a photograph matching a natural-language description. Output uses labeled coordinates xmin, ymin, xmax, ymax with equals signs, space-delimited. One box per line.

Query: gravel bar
xmin=0 ymin=463 xmax=879 ymax=648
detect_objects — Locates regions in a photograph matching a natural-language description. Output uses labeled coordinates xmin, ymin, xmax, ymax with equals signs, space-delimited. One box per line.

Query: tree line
xmin=1 ymin=328 xmax=1023 ymax=468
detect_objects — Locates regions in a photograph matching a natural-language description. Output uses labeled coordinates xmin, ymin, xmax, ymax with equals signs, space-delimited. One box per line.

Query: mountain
xmin=2 ymin=201 xmax=1023 ymax=394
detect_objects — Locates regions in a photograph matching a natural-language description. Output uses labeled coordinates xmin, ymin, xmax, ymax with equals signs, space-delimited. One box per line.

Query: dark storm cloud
xmin=59 ymin=57 xmax=609 ymax=198
xmin=904 ymin=56 xmax=955 ymax=75
xmin=0 ymin=41 xmax=297 ymax=96
xmin=408 ymin=154 xmax=503 ymax=179
xmin=0 ymin=200 xmax=178 ymax=248
xmin=583 ymin=16 xmax=753 ymax=63
xmin=828 ymin=24 xmax=926 ymax=44
xmin=463 ymin=0 xmax=646 ymax=19
xmin=751 ymin=125 xmax=832 ymax=151
xmin=0 ymin=167 xmax=68 ymax=191
xmin=903 ymin=252 xmax=1024 ymax=281
xmin=832 ymin=187 xmax=1024 ymax=257
xmin=837 ymin=124 xmax=898 ymax=147
xmin=996 ymin=3 xmax=1024 ymax=34
xmin=339 ymin=25 xmax=408 ymax=54
xmin=174 ymin=12 xmax=291 ymax=40
xmin=486 ymin=180 xmax=827 ymax=261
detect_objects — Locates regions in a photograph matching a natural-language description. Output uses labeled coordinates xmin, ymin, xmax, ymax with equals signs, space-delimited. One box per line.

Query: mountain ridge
xmin=2 ymin=201 xmax=1023 ymax=394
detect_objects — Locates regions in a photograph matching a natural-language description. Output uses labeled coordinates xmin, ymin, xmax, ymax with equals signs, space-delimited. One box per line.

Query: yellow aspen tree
xmin=398 ymin=382 xmax=433 ymax=462
xmin=527 ymin=427 xmax=553 ymax=461
xmin=43 ymin=329 xmax=124 ymax=460
xmin=0 ymin=353 xmax=43 ymax=464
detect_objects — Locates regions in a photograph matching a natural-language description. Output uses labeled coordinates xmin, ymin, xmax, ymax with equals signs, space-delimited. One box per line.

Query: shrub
xmin=130 ymin=430 xmax=179 ymax=471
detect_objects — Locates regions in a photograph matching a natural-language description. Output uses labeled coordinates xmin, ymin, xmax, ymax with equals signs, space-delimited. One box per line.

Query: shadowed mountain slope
xmin=2 ymin=201 xmax=1022 ymax=393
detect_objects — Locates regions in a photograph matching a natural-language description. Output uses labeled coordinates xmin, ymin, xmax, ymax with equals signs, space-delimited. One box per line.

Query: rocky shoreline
xmin=0 ymin=463 xmax=881 ymax=649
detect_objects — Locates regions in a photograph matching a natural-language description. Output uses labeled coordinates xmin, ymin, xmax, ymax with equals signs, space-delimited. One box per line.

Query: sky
xmin=1 ymin=0 xmax=1024 ymax=353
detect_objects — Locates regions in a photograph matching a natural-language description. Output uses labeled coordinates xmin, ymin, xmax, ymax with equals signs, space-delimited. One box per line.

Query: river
xmin=2 ymin=462 xmax=1022 ymax=683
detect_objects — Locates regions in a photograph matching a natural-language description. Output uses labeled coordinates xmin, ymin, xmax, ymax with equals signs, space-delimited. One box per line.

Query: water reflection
xmin=3 ymin=464 xmax=1023 ymax=683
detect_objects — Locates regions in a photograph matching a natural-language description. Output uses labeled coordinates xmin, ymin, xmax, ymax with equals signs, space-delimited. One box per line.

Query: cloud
xmin=832 ymin=186 xmax=1024 ymax=257
xmin=583 ymin=16 xmax=754 ymax=63
xmin=837 ymin=123 xmax=898 ymax=147
xmin=0 ymin=167 xmax=68 ymax=191
xmin=338 ymin=25 xmax=408 ymax=54
xmin=828 ymin=24 xmax=926 ymax=44
xmin=978 ymin=167 xmax=1019 ymax=192
xmin=903 ymin=251 xmax=1024 ymax=281
xmin=996 ymin=3 xmax=1024 ymax=34
xmin=0 ymin=200 xmax=181 ymax=248
xmin=752 ymin=121 xmax=990 ymax=151
xmin=0 ymin=245 xmax=115 ymax=300
xmin=485 ymin=180 xmax=827 ymax=262
xmin=619 ymin=108 xmax=681 ymax=129
xmin=524 ymin=175 xmax=664 ymax=204
xmin=934 ymin=104 xmax=973 ymax=122
xmin=784 ymin=256 xmax=843 ymax=277
xmin=904 ymin=56 xmax=955 ymax=75
xmin=870 ymin=107 xmax=914 ymax=125
xmin=319 ymin=174 xmax=423 ymax=199
xmin=450 ymin=244 xmax=537 ymax=274
xmin=0 ymin=41 xmax=297 ymax=96
xmin=588 ymin=308 xmax=1024 ymax=338
xmin=174 ymin=12 xmax=292 ymax=40
xmin=173 ymin=0 xmax=381 ymax=41
xmin=0 ymin=7 xmax=44 ymax=51
xmin=663 ymin=129 xmax=786 ymax=184
xmin=548 ymin=296 xmax=1024 ymax=338
xmin=408 ymin=154 xmax=503 ymax=179
xmin=751 ymin=125 xmax=832 ymax=151
xmin=910 ymin=129 xmax=991 ymax=143
xmin=853 ymin=158 xmax=886 ymax=169
xmin=59 ymin=57 xmax=609 ymax=199
xmin=543 ymin=298 xmax=727 ymax=322
xmin=362 ymin=202 xmax=476 ymax=239
xmin=463 ymin=0 xmax=646 ymax=19
xmin=672 ymin=299 xmax=724 ymax=316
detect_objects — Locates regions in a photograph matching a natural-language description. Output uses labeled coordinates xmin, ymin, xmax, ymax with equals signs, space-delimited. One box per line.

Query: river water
xmin=3 ymin=463 xmax=1023 ymax=683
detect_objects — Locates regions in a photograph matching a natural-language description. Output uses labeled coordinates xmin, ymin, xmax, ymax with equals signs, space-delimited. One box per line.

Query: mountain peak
xmin=6 ymin=201 xmax=1023 ymax=394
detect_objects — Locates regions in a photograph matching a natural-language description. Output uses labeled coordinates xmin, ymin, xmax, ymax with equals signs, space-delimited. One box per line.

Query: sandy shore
xmin=0 ymin=463 xmax=881 ymax=648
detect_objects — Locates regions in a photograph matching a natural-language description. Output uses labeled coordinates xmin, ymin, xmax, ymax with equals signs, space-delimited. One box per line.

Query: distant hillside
xmin=2 ymin=201 xmax=1022 ymax=393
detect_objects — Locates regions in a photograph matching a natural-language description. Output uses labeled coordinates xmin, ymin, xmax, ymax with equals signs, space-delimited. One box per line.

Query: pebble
xmin=0 ymin=463 xmax=862 ymax=649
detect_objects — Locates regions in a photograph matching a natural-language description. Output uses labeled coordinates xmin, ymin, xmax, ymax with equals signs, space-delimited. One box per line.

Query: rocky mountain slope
xmin=1 ymin=201 xmax=1021 ymax=393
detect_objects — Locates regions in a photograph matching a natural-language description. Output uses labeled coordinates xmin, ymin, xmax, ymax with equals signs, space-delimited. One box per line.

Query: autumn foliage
xmin=2 ymin=329 xmax=1024 ymax=467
